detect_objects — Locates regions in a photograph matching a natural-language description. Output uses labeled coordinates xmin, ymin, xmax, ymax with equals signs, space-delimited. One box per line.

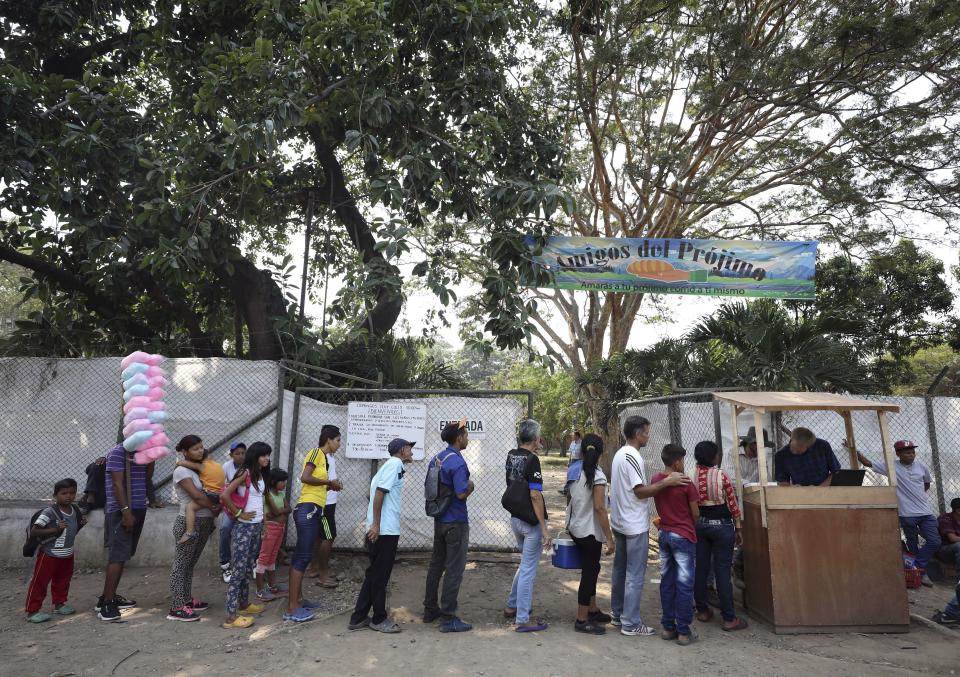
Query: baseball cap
xmin=388 ymin=438 xmax=415 ymax=455
xmin=739 ymin=427 xmax=772 ymax=448
xmin=230 ymin=441 xmax=246 ymax=451
xmin=894 ymin=440 xmax=918 ymax=452
xmin=440 ymin=418 xmax=467 ymax=442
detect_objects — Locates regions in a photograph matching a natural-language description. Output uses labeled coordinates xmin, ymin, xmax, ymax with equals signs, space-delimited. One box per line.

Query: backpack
xmin=424 ymin=450 xmax=456 ymax=518
xmin=23 ymin=505 xmax=83 ymax=558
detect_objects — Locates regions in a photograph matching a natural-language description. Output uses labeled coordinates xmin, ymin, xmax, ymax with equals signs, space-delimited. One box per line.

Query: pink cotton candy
xmin=123 ymin=408 xmax=149 ymax=424
xmin=145 ymin=400 xmax=166 ymax=411
xmin=145 ymin=354 xmax=165 ymax=366
xmin=137 ymin=433 xmax=170 ymax=451
xmin=146 ymin=376 xmax=168 ymax=388
xmin=145 ymin=366 xmax=167 ymax=378
xmin=146 ymin=387 xmax=165 ymax=400
xmin=134 ymin=451 xmax=150 ymax=464
xmin=123 ymin=420 xmax=152 ymax=437
xmin=120 ymin=351 xmax=151 ymax=370
xmin=123 ymin=396 xmax=153 ymax=413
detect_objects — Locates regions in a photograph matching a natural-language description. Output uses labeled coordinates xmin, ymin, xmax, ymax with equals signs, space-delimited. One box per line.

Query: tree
xmin=491 ymin=363 xmax=578 ymax=449
xmin=0 ymin=261 xmax=41 ymax=340
xmin=0 ymin=0 xmax=567 ymax=358
xmin=891 ymin=344 xmax=960 ymax=396
xmin=796 ymin=240 xmax=955 ymax=386
xmin=469 ymin=0 xmax=960 ymax=435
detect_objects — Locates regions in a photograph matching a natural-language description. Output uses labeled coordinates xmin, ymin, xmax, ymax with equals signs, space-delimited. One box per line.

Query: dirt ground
xmin=3 ymin=467 xmax=958 ymax=677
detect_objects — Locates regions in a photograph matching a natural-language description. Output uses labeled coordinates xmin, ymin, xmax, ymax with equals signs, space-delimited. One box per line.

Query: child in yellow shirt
xmin=176 ymin=451 xmax=226 ymax=544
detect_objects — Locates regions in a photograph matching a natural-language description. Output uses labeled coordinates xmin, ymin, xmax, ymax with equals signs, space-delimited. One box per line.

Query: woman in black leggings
xmin=565 ymin=433 xmax=615 ymax=634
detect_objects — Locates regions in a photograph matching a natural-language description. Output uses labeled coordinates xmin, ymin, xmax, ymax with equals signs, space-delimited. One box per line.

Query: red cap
xmin=894 ymin=440 xmax=918 ymax=452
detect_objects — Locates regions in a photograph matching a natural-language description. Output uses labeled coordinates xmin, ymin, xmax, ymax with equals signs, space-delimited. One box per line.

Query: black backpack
xmin=424 ymin=451 xmax=456 ymax=518
xmin=23 ymin=505 xmax=83 ymax=558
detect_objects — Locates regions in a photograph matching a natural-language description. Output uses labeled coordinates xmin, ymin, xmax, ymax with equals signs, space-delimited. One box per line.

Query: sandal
xmin=722 ymin=617 xmax=749 ymax=631
xmin=283 ymin=607 xmax=316 ymax=623
xmin=221 ymin=616 xmax=254 ymax=629
xmin=316 ymin=579 xmax=339 ymax=589
xmin=515 ymin=619 xmax=548 ymax=633
xmin=238 ymin=603 xmax=265 ymax=615
xmin=370 ymin=619 xmax=402 ymax=633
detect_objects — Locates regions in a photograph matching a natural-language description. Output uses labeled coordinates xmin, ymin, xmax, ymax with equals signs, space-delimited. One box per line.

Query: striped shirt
xmin=696 ymin=465 xmax=740 ymax=520
xmin=34 ymin=506 xmax=79 ymax=558
xmin=104 ymin=443 xmax=148 ymax=513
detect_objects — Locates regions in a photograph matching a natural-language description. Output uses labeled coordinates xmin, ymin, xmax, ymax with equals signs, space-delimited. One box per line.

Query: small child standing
xmin=25 ymin=478 xmax=86 ymax=623
xmin=651 ymin=444 xmax=700 ymax=646
xmin=176 ymin=445 xmax=226 ymax=544
xmin=255 ymin=468 xmax=291 ymax=601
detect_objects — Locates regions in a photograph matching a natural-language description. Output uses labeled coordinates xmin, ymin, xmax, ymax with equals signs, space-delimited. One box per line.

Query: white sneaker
xmin=220 ymin=564 xmax=231 ymax=584
xmin=621 ymin=624 xmax=656 ymax=637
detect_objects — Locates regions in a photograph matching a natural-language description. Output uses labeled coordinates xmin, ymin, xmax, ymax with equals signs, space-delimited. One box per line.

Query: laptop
xmin=831 ymin=469 xmax=867 ymax=486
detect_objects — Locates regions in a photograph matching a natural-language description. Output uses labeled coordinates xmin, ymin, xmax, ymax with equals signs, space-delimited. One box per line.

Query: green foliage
xmin=891 ymin=344 xmax=960 ymax=396
xmin=0 ymin=0 xmax=567 ymax=358
xmin=491 ymin=363 xmax=578 ymax=446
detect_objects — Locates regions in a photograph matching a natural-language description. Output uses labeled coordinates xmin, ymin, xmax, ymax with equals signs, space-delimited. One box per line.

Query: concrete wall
xmin=1 ymin=502 xmax=222 ymax=569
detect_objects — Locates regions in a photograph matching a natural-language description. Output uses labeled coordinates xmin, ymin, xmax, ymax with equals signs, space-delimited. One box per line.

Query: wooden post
xmin=730 ymin=404 xmax=744 ymax=508
xmin=842 ymin=411 xmax=858 ymax=469
xmin=877 ymin=411 xmax=898 ymax=489
xmin=753 ymin=409 xmax=769 ymax=527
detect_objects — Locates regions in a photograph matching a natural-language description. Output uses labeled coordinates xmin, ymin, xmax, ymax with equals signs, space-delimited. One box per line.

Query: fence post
xmin=667 ymin=399 xmax=682 ymax=447
xmin=924 ymin=395 xmax=947 ymax=515
xmin=273 ymin=361 xmax=285 ymax=470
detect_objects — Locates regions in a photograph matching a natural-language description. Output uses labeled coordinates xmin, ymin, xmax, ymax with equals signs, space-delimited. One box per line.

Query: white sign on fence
xmin=345 ymin=401 xmax=427 ymax=460
xmin=438 ymin=418 xmax=487 ymax=440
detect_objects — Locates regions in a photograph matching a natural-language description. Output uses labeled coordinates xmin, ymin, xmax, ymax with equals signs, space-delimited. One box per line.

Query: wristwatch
xmin=121 ymin=506 xmax=130 ymax=512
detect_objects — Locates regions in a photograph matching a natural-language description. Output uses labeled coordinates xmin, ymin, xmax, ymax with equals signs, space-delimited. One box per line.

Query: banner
xmin=525 ymin=236 xmax=816 ymax=299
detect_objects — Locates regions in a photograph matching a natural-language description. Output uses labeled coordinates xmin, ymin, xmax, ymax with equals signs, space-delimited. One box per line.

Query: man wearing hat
xmin=855 ymin=440 xmax=941 ymax=586
xmin=738 ymin=426 xmax=773 ymax=486
xmin=349 ymin=438 xmax=415 ymax=633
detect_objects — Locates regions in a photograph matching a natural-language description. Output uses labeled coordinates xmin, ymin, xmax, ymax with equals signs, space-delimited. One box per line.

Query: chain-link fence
xmin=619 ymin=391 xmax=960 ymax=515
xmin=284 ymin=382 xmax=534 ymax=552
xmin=0 ymin=357 xmax=281 ymax=502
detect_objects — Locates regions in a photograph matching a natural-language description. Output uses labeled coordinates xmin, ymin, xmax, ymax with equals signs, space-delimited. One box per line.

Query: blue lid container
xmin=552 ymin=537 xmax=582 ymax=569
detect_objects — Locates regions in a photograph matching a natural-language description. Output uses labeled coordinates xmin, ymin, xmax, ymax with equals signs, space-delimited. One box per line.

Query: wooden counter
xmin=741 ymin=485 xmax=910 ymax=634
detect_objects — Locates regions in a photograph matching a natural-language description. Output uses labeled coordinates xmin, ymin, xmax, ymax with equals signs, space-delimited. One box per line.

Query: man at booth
xmin=774 ymin=427 xmax=840 ymax=487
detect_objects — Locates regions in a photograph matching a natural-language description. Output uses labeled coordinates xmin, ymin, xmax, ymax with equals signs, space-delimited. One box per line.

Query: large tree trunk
xmin=227 ymin=258 xmax=286 ymax=360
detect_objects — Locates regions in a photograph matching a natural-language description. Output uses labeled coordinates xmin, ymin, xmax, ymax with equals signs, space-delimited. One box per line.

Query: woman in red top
xmin=693 ymin=441 xmax=748 ymax=631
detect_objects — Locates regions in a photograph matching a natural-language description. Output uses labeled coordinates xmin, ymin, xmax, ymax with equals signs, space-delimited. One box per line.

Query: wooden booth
xmin=715 ymin=392 xmax=910 ymax=634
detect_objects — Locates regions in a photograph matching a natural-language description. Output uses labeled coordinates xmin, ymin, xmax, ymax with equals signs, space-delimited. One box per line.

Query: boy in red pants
xmin=26 ymin=478 xmax=86 ymax=622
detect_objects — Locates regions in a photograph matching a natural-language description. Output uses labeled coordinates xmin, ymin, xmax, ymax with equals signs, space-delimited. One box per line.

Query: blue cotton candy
xmin=147 ymin=410 xmax=167 ymax=423
xmin=122 ymin=384 xmax=150 ymax=401
xmin=121 ymin=362 xmax=149 ymax=380
xmin=123 ymin=429 xmax=153 ymax=451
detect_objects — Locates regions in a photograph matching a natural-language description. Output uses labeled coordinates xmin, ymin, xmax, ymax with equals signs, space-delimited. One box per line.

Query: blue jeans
xmin=659 ymin=531 xmax=696 ymax=635
xmin=695 ymin=520 xmax=737 ymax=622
xmin=291 ymin=502 xmax=328 ymax=572
xmin=218 ymin=512 xmax=234 ymax=566
xmin=900 ymin=515 xmax=941 ymax=570
xmin=946 ymin=585 xmax=959 ymax=619
xmin=506 ymin=517 xmax=542 ymax=624
xmin=611 ymin=530 xmax=649 ymax=631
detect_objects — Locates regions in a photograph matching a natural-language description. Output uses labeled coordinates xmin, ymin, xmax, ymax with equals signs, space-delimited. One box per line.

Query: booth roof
xmin=713 ymin=391 xmax=901 ymax=413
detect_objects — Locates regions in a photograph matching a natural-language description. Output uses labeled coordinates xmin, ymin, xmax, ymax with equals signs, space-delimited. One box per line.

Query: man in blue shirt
xmin=423 ymin=420 xmax=474 ymax=632
xmin=774 ymin=427 xmax=841 ymax=486
xmin=349 ymin=438 xmax=415 ymax=633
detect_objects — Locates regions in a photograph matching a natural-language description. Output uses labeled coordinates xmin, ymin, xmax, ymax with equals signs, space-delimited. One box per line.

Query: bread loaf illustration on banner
xmin=626 ymin=259 xmax=692 ymax=282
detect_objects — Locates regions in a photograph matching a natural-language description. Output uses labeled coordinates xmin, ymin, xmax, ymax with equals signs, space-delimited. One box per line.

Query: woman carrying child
xmin=168 ymin=435 xmax=222 ymax=621
xmin=255 ymin=468 xmax=292 ymax=601
xmin=221 ymin=441 xmax=272 ymax=629
xmin=565 ymin=433 xmax=615 ymax=635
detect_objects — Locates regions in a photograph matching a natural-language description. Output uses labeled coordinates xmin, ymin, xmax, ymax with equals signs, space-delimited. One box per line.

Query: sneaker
xmin=370 ymin=618 xmax=402 ymax=633
xmin=439 ymin=617 xmax=473 ymax=633
xmin=920 ymin=573 xmax=934 ymax=587
xmin=190 ymin=598 xmax=210 ymax=612
xmin=610 ymin=616 xmax=622 ymax=627
xmin=348 ymin=617 xmax=371 ymax=631
xmin=270 ymin=583 xmax=289 ymax=593
xmin=166 ymin=606 xmax=200 ymax=622
xmin=676 ymin=630 xmax=699 ymax=646
xmin=114 ymin=595 xmax=137 ymax=610
xmin=220 ymin=563 xmax=231 ymax=584
xmin=256 ymin=589 xmax=277 ymax=602
xmin=27 ymin=612 xmax=52 ymax=623
xmin=620 ymin=624 xmax=656 ymax=637
xmin=422 ymin=609 xmax=442 ymax=624
xmin=97 ymin=602 xmax=121 ymax=622
xmin=54 ymin=604 xmax=75 ymax=615
xmin=587 ymin=610 xmax=612 ymax=624
xmin=283 ymin=607 xmax=315 ymax=623
xmin=574 ymin=619 xmax=606 ymax=635
xmin=661 ymin=628 xmax=678 ymax=640
xmin=300 ymin=598 xmax=322 ymax=610
xmin=932 ymin=610 xmax=960 ymax=626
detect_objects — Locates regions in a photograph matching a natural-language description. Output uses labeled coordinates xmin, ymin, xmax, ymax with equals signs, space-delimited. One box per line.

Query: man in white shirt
xmin=854 ymin=439 xmax=941 ymax=586
xmin=567 ymin=432 xmax=582 ymax=465
xmin=610 ymin=416 xmax=690 ymax=637
xmin=738 ymin=426 xmax=774 ymax=485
